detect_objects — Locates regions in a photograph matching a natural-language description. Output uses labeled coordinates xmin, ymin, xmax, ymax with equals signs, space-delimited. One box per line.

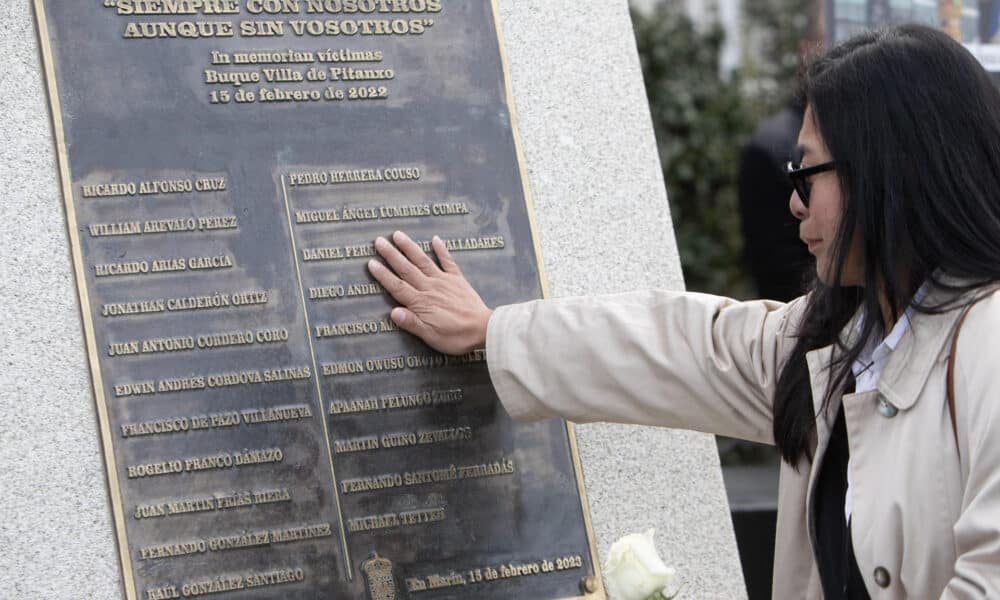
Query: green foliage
xmin=742 ymin=1 xmax=814 ymax=117
xmin=632 ymin=3 xmax=754 ymax=297
xmin=632 ymin=1 xmax=810 ymax=298
xmin=633 ymin=1 xmax=808 ymax=467
xmin=633 ymin=1 xmax=809 ymax=467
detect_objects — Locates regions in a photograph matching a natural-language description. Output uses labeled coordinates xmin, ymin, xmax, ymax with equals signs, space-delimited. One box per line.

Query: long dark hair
xmin=774 ymin=25 xmax=1000 ymax=466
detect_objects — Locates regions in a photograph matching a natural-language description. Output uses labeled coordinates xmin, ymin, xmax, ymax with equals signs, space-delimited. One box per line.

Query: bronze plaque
xmin=35 ymin=1 xmax=605 ymax=599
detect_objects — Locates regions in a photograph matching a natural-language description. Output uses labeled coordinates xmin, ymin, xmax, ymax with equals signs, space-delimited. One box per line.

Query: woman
xmin=366 ymin=25 xmax=1000 ymax=598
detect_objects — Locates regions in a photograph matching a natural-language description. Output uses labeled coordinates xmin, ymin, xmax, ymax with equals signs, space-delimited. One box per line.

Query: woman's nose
xmin=789 ymin=190 xmax=808 ymax=220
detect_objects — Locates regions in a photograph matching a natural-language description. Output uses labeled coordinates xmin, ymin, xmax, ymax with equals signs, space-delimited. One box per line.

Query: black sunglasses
xmin=785 ymin=160 xmax=836 ymax=207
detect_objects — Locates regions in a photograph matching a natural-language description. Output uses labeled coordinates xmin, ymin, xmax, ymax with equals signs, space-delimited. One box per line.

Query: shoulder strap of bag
xmin=947 ymin=288 xmax=1000 ymax=452
xmin=946 ymin=306 xmax=974 ymax=450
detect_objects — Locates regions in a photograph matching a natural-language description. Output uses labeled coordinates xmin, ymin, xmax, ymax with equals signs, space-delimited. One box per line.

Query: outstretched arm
xmin=368 ymin=230 xmax=797 ymax=441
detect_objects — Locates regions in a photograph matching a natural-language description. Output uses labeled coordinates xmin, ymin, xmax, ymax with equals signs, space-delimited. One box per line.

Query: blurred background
xmin=627 ymin=2 xmax=1000 ymax=598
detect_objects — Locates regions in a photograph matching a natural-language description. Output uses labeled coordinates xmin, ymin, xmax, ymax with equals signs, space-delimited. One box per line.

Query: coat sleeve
xmin=942 ymin=294 xmax=1000 ymax=599
xmin=485 ymin=289 xmax=805 ymax=444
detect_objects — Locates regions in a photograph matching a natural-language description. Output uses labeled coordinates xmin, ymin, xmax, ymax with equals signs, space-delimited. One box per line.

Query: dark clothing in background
xmin=980 ymin=1 xmax=1000 ymax=42
xmin=738 ymin=105 xmax=811 ymax=302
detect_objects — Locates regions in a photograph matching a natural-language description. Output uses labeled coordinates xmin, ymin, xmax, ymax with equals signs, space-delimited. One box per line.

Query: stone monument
xmin=0 ymin=1 xmax=746 ymax=598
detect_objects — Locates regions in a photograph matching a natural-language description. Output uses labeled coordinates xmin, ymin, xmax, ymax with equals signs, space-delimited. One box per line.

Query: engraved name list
xmin=35 ymin=1 xmax=604 ymax=598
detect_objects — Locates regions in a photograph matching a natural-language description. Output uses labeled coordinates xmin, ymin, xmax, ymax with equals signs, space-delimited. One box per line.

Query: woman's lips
xmin=803 ymin=238 xmax=822 ymax=254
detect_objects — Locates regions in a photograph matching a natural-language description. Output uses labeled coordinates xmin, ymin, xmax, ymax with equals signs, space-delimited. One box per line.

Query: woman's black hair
xmin=774 ymin=24 xmax=1000 ymax=466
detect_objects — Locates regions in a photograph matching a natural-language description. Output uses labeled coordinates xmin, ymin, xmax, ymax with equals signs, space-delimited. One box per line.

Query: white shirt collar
xmin=851 ymin=284 xmax=928 ymax=379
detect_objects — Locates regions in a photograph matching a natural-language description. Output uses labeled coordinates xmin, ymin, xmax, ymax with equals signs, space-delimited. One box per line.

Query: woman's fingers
xmin=390 ymin=307 xmax=431 ymax=339
xmin=431 ymin=235 xmax=462 ymax=275
xmin=393 ymin=231 xmax=440 ymax=276
xmin=369 ymin=231 xmax=490 ymax=355
xmin=367 ymin=259 xmax=418 ymax=305
xmin=374 ymin=236 xmax=427 ymax=288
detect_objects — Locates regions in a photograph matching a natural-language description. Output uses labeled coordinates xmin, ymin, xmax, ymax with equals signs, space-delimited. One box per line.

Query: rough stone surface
xmin=0 ymin=1 xmax=744 ymax=598
xmin=496 ymin=3 xmax=745 ymax=598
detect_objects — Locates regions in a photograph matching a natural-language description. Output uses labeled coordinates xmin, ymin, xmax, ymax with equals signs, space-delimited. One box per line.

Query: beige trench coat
xmin=485 ymin=288 xmax=1000 ymax=599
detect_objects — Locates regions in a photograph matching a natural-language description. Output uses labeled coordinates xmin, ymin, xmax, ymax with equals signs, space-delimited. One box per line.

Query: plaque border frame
xmin=32 ymin=0 xmax=608 ymax=597
xmin=33 ymin=1 xmax=140 ymax=598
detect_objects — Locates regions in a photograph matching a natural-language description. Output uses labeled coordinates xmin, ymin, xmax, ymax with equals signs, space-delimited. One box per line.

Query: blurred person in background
xmin=738 ymin=98 xmax=810 ymax=301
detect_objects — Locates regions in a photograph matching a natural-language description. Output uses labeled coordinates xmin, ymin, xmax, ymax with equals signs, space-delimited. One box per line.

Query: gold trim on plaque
xmin=490 ymin=1 xmax=608 ymax=598
xmin=281 ymin=175 xmax=354 ymax=581
xmin=34 ymin=0 xmax=606 ymax=597
xmin=32 ymin=1 xmax=138 ymax=598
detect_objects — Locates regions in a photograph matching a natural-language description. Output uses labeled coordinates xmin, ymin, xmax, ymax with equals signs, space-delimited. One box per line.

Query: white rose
xmin=603 ymin=529 xmax=676 ymax=600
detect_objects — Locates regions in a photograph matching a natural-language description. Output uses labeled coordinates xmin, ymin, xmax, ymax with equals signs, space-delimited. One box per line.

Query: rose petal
xmin=603 ymin=530 xmax=676 ymax=600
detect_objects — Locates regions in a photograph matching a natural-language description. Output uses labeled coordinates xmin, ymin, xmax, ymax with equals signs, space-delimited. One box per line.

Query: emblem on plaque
xmin=362 ymin=553 xmax=398 ymax=600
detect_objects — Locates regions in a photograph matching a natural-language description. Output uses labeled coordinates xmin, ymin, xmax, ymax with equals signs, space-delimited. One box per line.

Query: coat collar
xmin=800 ymin=282 xmax=971 ymax=553
xmin=875 ymin=303 xmax=960 ymax=411
xmin=805 ymin=282 xmax=968 ymax=416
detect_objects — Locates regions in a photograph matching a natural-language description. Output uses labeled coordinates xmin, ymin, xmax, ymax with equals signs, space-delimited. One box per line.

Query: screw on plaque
xmin=362 ymin=552 xmax=398 ymax=600
xmin=581 ymin=575 xmax=600 ymax=594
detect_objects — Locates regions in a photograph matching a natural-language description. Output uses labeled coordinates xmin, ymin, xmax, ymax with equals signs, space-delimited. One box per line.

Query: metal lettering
xmin=37 ymin=1 xmax=604 ymax=595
